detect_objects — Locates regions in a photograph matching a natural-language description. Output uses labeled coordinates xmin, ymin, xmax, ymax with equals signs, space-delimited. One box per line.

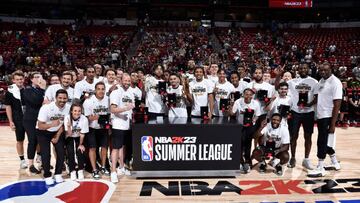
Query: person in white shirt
xmin=207 ymin=64 xmax=219 ymax=84
xmin=44 ymin=71 xmax=74 ymax=104
xmin=230 ymin=88 xmax=261 ymax=173
xmin=64 ymin=103 xmax=89 ymax=181
xmin=145 ymin=64 xmax=166 ymax=118
xmin=109 ymin=74 xmax=135 ymax=183
xmin=280 ymin=63 xmax=318 ymax=169
xmin=253 ymin=113 xmax=290 ymax=176
xmin=247 ymin=68 xmax=275 ymax=145
xmin=188 ymin=67 xmax=215 ymax=118
xmin=36 ymin=89 xmax=70 ymax=185
xmin=213 ymin=69 xmax=235 ymax=117
xmin=130 ymin=71 xmax=143 ymax=101
xmin=166 ymin=73 xmax=190 ymax=118
xmin=230 ymin=71 xmax=248 ymax=96
xmin=265 ymin=82 xmax=292 ymax=127
xmin=94 ymin=64 xmax=104 ymax=82
xmin=74 ymin=66 xmax=96 ymax=102
xmin=104 ymin=68 xmax=117 ymax=95
xmin=308 ymin=62 xmax=342 ymax=177
xmin=83 ymin=82 xmax=110 ymax=179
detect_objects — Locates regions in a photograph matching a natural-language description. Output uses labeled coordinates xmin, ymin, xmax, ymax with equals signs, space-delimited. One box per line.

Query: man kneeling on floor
xmin=252 ymin=113 xmax=290 ymax=176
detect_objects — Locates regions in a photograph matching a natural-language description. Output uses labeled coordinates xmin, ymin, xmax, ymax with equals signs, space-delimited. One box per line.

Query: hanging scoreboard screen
xmin=269 ymin=0 xmax=313 ymax=8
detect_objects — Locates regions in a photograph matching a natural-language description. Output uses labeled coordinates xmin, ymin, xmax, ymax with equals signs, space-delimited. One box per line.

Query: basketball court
xmin=0 ymin=126 xmax=359 ymax=202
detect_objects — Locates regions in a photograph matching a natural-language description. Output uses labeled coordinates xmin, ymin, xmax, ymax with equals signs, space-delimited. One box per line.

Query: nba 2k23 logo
xmin=141 ymin=136 xmax=154 ymax=161
xmin=140 ymin=178 xmax=360 ymax=197
xmin=141 ymin=136 xmax=233 ymax=161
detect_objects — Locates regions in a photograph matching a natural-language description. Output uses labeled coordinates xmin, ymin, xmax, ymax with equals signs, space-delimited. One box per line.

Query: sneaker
xmin=324 ymin=162 xmax=341 ymax=171
xmin=70 ymin=171 xmax=77 ymax=181
xmin=357 ymin=122 xmax=360 ymax=127
xmin=243 ymin=163 xmax=251 ymax=174
xmin=100 ymin=167 xmax=110 ymax=176
xmin=92 ymin=170 xmax=100 ymax=179
xmin=307 ymin=166 xmax=326 ymax=177
xmin=350 ymin=122 xmax=356 ymax=127
xmin=20 ymin=160 xmax=28 ymax=169
xmin=117 ymin=167 xmax=131 ymax=176
xmin=275 ymin=164 xmax=283 ymax=176
xmin=77 ymin=170 xmax=84 ymax=180
xmin=110 ymin=172 xmax=118 ymax=183
xmin=29 ymin=165 xmax=41 ymax=174
xmin=259 ymin=162 xmax=267 ymax=173
xmin=269 ymin=158 xmax=280 ymax=168
xmin=287 ymin=157 xmax=296 ymax=168
xmin=44 ymin=177 xmax=54 ymax=185
xmin=239 ymin=164 xmax=245 ymax=173
xmin=36 ymin=155 xmax=42 ymax=164
xmin=342 ymin=123 xmax=349 ymax=128
xmin=302 ymin=159 xmax=314 ymax=170
xmin=54 ymin=174 xmax=64 ymax=183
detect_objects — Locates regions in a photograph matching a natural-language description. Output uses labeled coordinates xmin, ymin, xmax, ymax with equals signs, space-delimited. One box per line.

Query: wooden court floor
xmin=0 ymin=126 xmax=359 ymax=203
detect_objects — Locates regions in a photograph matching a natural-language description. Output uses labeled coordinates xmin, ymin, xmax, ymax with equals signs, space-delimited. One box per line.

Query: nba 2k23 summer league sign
xmin=140 ymin=178 xmax=360 ymax=199
xmin=132 ymin=124 xmax=242 ymax=171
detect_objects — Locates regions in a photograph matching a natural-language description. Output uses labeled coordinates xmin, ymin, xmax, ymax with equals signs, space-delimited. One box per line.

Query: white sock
xmin=318 ymin=159 xmax=324 ymax=168
xmin=330 ymin=154 xmax=338 ymax=164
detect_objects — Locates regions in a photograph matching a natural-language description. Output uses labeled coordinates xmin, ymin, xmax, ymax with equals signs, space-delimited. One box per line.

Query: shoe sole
xmin=307 ymin=173 xmax=325 ymax=178
xmin=324 ymin=166 xmax=341 ymax=171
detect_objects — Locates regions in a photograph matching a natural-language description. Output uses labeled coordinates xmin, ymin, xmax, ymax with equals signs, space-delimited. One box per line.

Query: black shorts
xmin=340 ymin=101 xmax=349 ymax=113
xmin=14 ymin=120 xmax=25 ymax=142
xmin=289 ymin=110 xmax=315 ymax=135
xmin=85 ymin=128 xmax=109 ymax=148
xmin=111 ymin=129 xmax=131 ymax=149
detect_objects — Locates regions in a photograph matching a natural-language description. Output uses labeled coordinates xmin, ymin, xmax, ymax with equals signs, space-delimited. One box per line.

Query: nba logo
xmin=141 ymin=136 xmax=153 ymax=161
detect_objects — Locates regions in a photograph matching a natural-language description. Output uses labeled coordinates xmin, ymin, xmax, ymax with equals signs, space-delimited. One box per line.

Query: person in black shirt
xmin=22 ymin=72 xmax=47 ymax=174
xmin=4 ymin=71 xmax=27 ymax=169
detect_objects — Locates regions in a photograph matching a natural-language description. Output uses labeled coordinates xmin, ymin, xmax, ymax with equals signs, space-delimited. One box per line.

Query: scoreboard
xmin=269 ymin=0 xmax=313 ymax=8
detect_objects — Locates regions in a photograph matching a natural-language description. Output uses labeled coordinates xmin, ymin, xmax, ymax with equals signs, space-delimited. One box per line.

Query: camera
xmin=297 ymin=92 xmax=308 ymax=107
xmin=243 ymin=108 xmax=254 ymax=127
xmin=278 ymin=105 xmax=290 ymax=118
xmin=219 ymin=98 xmax=229 ymax=112
xmin=256 ymin=90 xmax=269 ymax=103
xmin=167 ymin=93 xmax=177 ymax=108
xmin=98 ymin=114 xmax=111 ymax=129
xmin=200 ymin=106 xmax=209 ymax=120
xmin=230 ymin=91 xmax=241 ymax=101
xmin=158 ymin=81 xmax=167 ymax=95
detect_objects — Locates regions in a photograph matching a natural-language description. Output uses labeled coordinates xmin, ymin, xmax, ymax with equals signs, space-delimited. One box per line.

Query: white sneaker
xmin=70 ymin=171 xmax=77 ymax=181
xmin=45 ymin=177 xmax=54 ymax=185
xmin=302 ymin=159 xmax=314 ymax=170
xmin=269 ymin=159 xmax=280 ymax=168
xmin=77 ymin=170 xmax=84 ymax=180
xmin=110 ymin=172 xmax=118 ymax=183
xmin=20 ymin=160 xmax=28 ymax=169
xmin=117 ymin=167 xmax=131 ymax=176
xmin=54 ymin=174 xmax=64 ymax=183
xmin=307 ymin=166 xmax=326 ymax=177
xmin=324 ymin=162 xmax=341 ymax=171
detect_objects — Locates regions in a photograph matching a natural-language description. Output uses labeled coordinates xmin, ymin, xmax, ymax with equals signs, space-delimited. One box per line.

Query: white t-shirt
xmin=104 ymin=81 xmax=116 ymax=95
xmin=37 ymin=102 xmax=71 ymax=132
xmin=213 ymin=81 xmax=235 ymax=116
xmin=130 ymin=86 xmax=142 ymax=101
xmin=247 ymin=81 xmax=275 ymax=115
xmin=315 ymin=74 xmax=343 ymax=119
xmin=64 ymin=114 xmax=89 ymax=138
xmin=167 ymin=85 xmax=188 ymax=118
xmin=232 ymin=98 xmax=261 ymax=125
xmin=207 ymin=75 xmax=219 ymax=85
xmin=110 ymin=86 xmax=135 ymax=130
xmin=83 ymin=95 xmax=109 ymax=129
xmin=234 ymin=80 xmax=249 ymax=95
xmin=189 ymin=79 xmax=215 ymax=116
xmin=261 ymin=123 xmax=290 ymax=149
xmin=269 ymin=95 xmax=292 ymax=127
xmin=145 ymin=76 xmax=165 ymax=114
xmin=74 ymin=79 xmax=96 ymax=99
xmin=45 ymin=84 xmax=74 ymax=104
xmin=287 ymin=76 xmax=318 ymax=113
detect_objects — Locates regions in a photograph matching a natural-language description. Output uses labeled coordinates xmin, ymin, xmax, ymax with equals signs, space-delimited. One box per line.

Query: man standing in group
xmin=308 ymin=62 xmax=342 ymax=177
xmin=37 ymin=89 xmax=70 ymax=185
xmin=5 ymin=71 xmax=27 ymax=169
xmin=277 ymin=63 xmax=318 ymax=170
